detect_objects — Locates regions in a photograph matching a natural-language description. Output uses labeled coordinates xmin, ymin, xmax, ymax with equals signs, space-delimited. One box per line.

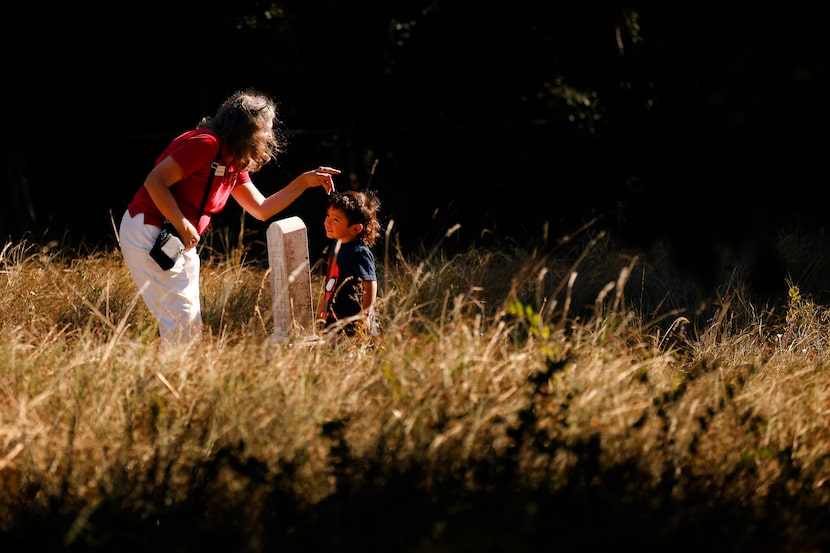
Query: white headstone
xmin=266 ymin=217 xmax=318 ymax=344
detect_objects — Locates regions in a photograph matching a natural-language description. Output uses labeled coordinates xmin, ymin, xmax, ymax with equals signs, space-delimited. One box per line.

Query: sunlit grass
xmin=2 ymin=225 xmax=830 ymax=551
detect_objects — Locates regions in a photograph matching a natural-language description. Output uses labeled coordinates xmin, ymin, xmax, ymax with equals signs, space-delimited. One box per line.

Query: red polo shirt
xmin=127 ymin=129 xmax=251 ymax=234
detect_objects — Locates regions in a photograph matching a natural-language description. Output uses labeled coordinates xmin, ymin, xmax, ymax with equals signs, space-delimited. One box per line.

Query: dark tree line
xmin=3 ymin=2 xmax=827 ymax=295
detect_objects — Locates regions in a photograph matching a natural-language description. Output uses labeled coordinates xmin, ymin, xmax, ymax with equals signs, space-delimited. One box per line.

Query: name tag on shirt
xmin=214 ymin=165 xmax=226 ymax=177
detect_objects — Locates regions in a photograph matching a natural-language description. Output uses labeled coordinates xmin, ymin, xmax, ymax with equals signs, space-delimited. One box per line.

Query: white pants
xmin=119 ymin=210 xmax=202 ymax=346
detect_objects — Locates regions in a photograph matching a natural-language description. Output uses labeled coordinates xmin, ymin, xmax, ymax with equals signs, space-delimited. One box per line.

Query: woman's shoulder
xmin=162 ymin=129 xmax=221 ymax=169
xmin=175 ymin=128 xmax=220 ymax=147
xmin=170 ymin=129 xmax=221 ymax=155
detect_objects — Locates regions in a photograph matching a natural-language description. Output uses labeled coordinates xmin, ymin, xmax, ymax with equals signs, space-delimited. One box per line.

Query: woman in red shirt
xmin=119 ymin=88 xmax=338 ymax=348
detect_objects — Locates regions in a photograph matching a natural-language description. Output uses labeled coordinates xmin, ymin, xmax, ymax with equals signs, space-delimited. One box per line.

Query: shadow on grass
xmin=3 ymin=439 xmax=829 ymax=553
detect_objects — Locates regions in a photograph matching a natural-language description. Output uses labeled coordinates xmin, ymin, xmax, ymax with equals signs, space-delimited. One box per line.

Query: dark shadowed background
xmin=3 ymin=1 xmax=828 ymax=297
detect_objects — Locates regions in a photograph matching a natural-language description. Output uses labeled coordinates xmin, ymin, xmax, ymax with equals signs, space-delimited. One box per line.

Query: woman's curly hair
xmin=199 ymin=88 xmax=286 ymax=172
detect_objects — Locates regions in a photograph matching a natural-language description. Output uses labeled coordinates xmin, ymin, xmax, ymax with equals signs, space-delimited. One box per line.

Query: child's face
xmin=324 ymin=206 xmax=361 ymax=242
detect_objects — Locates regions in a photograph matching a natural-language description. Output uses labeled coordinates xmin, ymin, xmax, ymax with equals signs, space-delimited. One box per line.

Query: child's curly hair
xmin=327 ymin=190 xmax=382 ymax=247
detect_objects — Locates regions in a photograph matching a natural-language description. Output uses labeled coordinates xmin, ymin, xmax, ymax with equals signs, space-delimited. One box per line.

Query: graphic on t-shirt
xmin=318 ymin=249 xmax=363 ymax=325
xmin=318 ymin=251 xmax=339 ymax=320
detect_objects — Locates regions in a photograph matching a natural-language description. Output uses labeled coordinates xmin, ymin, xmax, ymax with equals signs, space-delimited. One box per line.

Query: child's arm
xmin=361 ymin=280 xmax=377 ymax=317
xmin=360 ymin=279 xmax=378 ymax=333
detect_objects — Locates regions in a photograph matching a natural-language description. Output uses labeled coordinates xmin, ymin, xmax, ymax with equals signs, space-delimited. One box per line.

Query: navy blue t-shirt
xmin=318 ymin=239 xmax=377 ymax=334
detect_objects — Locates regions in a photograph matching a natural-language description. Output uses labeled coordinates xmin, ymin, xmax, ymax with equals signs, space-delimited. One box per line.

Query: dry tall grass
xmin=2 ymin=226 xmax=830 ymax=552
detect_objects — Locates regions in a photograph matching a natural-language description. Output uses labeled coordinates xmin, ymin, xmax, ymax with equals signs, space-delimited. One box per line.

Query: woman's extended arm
xmin=233 ymin=166 xmax=339 ymax=221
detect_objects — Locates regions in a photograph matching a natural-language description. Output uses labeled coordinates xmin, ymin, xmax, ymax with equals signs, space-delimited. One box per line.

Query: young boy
xmin=317 ymin=190 xmax=382 ymax=340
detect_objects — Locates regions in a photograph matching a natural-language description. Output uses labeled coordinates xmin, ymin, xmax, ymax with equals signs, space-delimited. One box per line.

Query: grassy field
xmin=2 ymin=224 xmax=830 ymax=552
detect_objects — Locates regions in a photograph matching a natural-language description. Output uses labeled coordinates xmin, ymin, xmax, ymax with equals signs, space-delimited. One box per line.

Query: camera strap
xmin=161 ymin=145 xmax=223 ymax=234
xmin=197 ymin=147 xmax=224 ymax=221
